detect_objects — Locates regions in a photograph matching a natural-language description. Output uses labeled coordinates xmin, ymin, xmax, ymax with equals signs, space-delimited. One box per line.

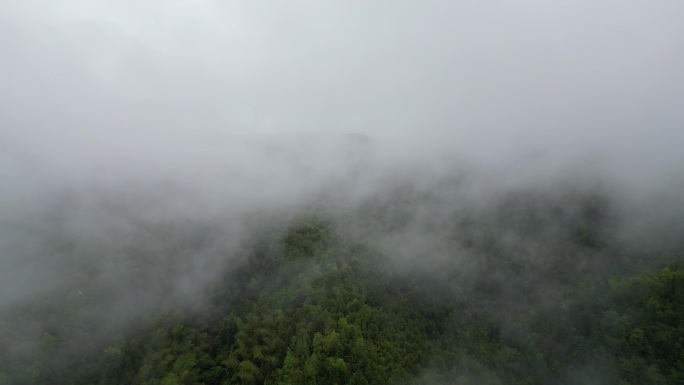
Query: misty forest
xmin=1 ymin=1 xmax=684 ymax=385
xmin=1 ymin=153 xmax=682 ymax=385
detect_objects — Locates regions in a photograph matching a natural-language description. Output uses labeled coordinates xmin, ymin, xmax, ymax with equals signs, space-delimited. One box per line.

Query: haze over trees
xmin=1 ymin=154 xmax=682 ymax=385
xmin=1 ymin=1 xmax=683 ymax=385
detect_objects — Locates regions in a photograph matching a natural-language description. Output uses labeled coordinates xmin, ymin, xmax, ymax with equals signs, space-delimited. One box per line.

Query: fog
xmin=1 ymin=1 xmax=683 ymax=383
xmin=3 ymin=0 xmax=683 ymax=165
xmin=2 ymin=0 xmax=682 ymax=217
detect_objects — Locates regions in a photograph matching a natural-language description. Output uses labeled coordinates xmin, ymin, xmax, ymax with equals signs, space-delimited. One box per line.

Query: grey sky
xmin=1 ymin=0 xmax=683 ymax=184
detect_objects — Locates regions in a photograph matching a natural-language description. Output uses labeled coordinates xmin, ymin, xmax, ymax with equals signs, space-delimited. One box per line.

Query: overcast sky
xmin=1 ymin=0 xmax=683 ymax=186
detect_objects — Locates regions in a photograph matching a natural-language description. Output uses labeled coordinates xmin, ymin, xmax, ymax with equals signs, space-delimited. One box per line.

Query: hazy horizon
xmin=2 ymin=0 xmax=683 ymax=180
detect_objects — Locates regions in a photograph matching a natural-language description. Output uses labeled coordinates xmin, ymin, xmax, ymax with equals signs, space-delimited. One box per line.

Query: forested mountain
xmin=3 ymin=0 xmax=683 ymax=383
xmin=1 ymin=170 xmax=682 ymax=385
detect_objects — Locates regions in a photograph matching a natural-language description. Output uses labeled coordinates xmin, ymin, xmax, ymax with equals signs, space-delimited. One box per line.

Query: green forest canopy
xmin=1 ymin=181 xmax=682 ymax=385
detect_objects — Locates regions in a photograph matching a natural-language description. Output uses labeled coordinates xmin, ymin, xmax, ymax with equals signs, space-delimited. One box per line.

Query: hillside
xmin=1 ymin=175 xmax=682 ymax=385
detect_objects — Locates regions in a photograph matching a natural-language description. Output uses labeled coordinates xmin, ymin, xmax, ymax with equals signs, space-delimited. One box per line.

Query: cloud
xmin=1 ymin=0 xmax=682 ymax=312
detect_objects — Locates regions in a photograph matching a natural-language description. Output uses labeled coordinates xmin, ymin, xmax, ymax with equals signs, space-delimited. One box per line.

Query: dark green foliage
xmin=1 ymin=187 xmax=682 ymax=385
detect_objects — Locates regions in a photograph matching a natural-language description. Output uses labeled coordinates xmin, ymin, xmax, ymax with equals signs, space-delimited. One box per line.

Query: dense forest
xmin=0 ymin=169 xmax=682 ymax=385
